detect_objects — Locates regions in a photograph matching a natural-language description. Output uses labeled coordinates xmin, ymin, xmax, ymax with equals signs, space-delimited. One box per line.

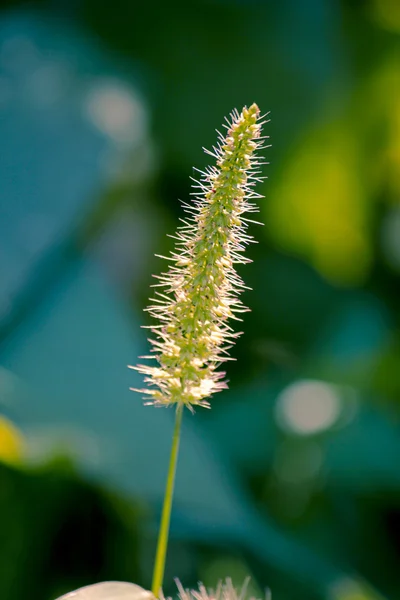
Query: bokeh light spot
xmin=276 ymin=379 xmax=341 ymax=435
xmin=84 ymin=79 xmax=147 ymax=146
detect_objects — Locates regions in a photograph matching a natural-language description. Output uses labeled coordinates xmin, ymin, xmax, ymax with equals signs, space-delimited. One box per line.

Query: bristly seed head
xmin=161 ymin=578 xmax=269 ymax=600
xmin=129 ymin=103 xmax=267 ymax=410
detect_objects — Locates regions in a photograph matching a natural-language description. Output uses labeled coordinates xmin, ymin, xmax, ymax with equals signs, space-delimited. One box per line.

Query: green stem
xmin=151 ymin=403 xmax=184 ymax=597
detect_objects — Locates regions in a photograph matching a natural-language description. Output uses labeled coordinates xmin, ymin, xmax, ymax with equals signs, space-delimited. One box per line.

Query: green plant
xmin=130 ymin=103 xmax=266 ymax=597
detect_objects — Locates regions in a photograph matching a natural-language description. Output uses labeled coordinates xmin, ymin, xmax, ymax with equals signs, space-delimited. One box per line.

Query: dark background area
xmin=0 ymin=1 xmax=399 ymax=599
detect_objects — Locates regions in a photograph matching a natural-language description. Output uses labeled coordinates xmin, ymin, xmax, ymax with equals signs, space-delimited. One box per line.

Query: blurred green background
xmin=0 ymin=1 xmax=400 ymax=599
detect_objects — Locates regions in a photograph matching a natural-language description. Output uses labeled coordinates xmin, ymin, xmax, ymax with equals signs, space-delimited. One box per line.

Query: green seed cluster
xmin=131 ymin=104 xmax=266 ymax=409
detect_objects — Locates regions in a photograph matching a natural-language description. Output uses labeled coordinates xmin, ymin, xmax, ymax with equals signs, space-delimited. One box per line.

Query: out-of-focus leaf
xmin=0 ymin=11 xmax=151 ymax=337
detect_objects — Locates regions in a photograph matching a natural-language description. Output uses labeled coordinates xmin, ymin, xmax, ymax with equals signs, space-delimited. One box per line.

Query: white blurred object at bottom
xmin=56 ymin=581 xmax=155 ymax=600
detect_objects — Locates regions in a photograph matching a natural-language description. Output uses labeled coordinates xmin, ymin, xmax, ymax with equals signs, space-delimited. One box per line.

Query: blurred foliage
xmin=0 ymin=459 xmax=143 ymax=600
xmin=0 ymin=0 xmax=400 ymax=599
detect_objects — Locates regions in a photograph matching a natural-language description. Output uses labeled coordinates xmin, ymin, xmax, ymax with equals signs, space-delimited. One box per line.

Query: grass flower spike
xmin=131 ymin=103 xmax=266 ymax=410
xmin=131 ymin=103 xmax=267 ymax=597
xmin=165 ymin=578 xmax=268 ymax=600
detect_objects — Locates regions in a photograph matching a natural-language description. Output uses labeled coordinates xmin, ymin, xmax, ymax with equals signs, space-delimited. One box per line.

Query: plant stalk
xmin=151 ymin=403 xmax=184 ymax=597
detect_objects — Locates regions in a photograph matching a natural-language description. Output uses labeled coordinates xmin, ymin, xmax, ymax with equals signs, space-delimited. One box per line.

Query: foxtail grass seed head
xmin=130 ymin=104 xmax=267 ymax=409
xmin=162 ymin=578 xmax=269 ymax=600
